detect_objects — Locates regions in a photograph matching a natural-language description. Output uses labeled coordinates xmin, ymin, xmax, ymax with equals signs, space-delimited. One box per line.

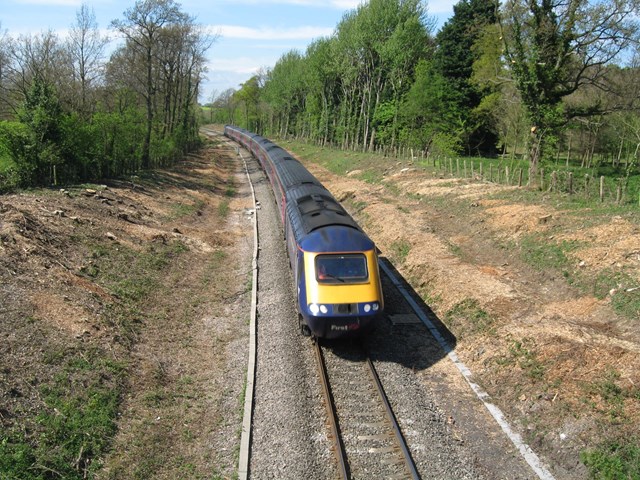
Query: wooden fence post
xmin=600 ymin=176 xmax=605 ymax=202
xmin=518 ymin=168 xmax=523 ymax=187
xmin=568 ymin=172 xmax=573 ymax=194
xmin=616 ymin=180 xmax=622 ymax=204
xmin=584 ymin=174 xmax=590 ymax=198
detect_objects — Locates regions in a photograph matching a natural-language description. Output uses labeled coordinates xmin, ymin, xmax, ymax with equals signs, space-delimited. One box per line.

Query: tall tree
xmin=111 ymin=0 xmax=188 ymax=169
xmin=68 ymin=4 xmax=109 ymax=118
xmin=434 ymin=0 xmax=499 ymax=155
xmin=2 ymin=31 xmax=72 ymax=113
xmin=0 ymin=23 xmax=11 ymax=119
xmin=500 ymin=0 xmax=640 ymax=185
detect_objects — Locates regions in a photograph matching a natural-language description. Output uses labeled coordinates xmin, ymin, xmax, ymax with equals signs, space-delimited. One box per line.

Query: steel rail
xmin=364 ymin=354 xmax=421 ymax=480
xmin=314 ymin=341 xmax=349 ymax=480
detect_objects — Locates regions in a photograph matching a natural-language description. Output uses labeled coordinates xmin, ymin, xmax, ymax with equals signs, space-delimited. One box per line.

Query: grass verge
xmin=0 ymin=233 xmax=189 ymax=480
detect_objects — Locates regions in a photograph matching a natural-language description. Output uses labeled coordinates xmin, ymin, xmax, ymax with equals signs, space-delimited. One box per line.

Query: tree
xmin=235 ymin=75 xmax=262 ymax=132
xmin=401 ymin=60 xmax=463 ymax=155
xmin=16 ymin=77 xmax=64 ymax=185
xmin=68 ymin=4 xmax=109 ymax=118
xmin=2 ymin=31 xmax=72 ymax=114
xmin=0 ymin=23 xmax=11 ymax=119
xmin=500 ymin=0 xmax=640 ymax=185
xmin=111 ymin=0 xmax=189 ymax=169
xmin=434 ymin=0 xmax=499 ymax=155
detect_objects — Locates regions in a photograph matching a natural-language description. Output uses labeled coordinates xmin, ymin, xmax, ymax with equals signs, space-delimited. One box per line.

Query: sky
xmin=1 ymin=0 xmax=457 ymax=102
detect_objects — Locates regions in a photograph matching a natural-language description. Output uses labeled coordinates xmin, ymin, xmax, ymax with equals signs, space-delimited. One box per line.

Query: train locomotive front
xmin=224 ymin=125 xmax=384 ymax=339
xmin=285 ymin=185 xmax=384 ymax=338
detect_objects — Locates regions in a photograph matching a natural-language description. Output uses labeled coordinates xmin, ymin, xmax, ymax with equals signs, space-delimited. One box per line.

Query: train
xmin=224 ymin=125 xmax=384 ymax=339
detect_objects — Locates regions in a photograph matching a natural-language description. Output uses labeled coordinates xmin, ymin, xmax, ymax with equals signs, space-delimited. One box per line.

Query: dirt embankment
xmin=1 ymin=139 xmax=252 ymax=479
xmin=299 ymin=160 xmax=640 ymax=478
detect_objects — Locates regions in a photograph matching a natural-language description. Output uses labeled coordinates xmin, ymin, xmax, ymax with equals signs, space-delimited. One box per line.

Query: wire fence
xmin=400 ymin=150 xmax=640 ymax=207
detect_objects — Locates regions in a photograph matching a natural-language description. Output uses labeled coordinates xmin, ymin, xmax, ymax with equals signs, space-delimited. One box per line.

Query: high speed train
xmin=224 ymin=125 xmax=384 ymax=339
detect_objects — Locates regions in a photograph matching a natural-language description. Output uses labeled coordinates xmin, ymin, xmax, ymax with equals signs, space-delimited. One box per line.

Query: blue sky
xmin=1 ymin=0 xmax=457 ymax=101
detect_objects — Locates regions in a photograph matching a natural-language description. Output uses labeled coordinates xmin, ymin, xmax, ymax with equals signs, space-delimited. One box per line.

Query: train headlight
xmin=309 ymin=304 xmax=320 ymax=315
xmin=319 ymin=305 xmax=328 ymax=314
xmin=372 ymin=303 xmax=379 ymax=311
xmin=364 ymin=304 xmax=372 ymax=313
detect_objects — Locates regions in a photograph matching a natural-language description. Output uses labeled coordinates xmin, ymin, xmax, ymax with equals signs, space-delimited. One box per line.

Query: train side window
xmin=315 ymin=254 xmax=368 ymax=284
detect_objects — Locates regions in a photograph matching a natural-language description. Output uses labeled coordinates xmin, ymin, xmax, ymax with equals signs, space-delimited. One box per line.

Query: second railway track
xmin=315 ymin=339 xmax=421 ymax=480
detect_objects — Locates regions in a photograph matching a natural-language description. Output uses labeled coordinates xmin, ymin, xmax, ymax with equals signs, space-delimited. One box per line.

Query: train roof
xmin=275 ymin=157 xmax=321 ymax=190
xmin=286 ymin=184 xmax=361 ymax=241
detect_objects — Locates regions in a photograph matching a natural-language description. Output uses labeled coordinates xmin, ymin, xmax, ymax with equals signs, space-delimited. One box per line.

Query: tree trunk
xmin=528 ymin=126 xmax=542 ymax=188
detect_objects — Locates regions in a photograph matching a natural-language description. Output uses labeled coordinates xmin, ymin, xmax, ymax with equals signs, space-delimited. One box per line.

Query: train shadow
xmin=321 ymin=257 xmax=457 ymax=373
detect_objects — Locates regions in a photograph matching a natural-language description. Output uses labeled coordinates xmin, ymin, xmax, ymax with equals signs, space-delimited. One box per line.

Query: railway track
xmin=314 ymin=339 xmax=421 ymax=480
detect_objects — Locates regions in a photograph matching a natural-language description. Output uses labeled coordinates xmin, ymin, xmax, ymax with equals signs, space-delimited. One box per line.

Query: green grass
xmin=581 ymin=439 xmax=640 ymax=479
xmin=0 ymin=352 xmax=126 ymax=480
xmin=592 ymin=269 xmax=640 ymax=319
xmin=218 ymin=199 xmax=230 ymax=218
xmin=517 ymin=233 xmax=581 ymax=273
xmin=444 ymin=298 xmax=496 ymax=338
xmin=389 ymin=238 xmax=411 ymax=264
xmin=168 ymin=200 xmax=205 ymax=220
xmin=495 ymin=338 xmax=546 ymax=380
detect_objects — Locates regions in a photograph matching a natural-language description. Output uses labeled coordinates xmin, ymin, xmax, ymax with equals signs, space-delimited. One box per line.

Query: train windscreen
xmin=315 ymin=254 xmax=368 ymax=284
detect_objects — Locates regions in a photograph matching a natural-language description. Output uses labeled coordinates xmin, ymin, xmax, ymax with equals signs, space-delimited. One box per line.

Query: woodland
xmin=209 ymin=0 xmax=640 ymax=192
xmin=1 ymin=0 xmax=640 ymax=189
xmin=0 ymin=0 xmax=213 ymax=191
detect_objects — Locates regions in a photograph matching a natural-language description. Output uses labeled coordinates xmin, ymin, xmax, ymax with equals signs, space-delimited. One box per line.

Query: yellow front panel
xmin=304 ymin=250 xmax=382 ymax=305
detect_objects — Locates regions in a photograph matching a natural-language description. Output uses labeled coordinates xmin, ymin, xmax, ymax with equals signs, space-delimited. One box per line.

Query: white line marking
xmin=379 ymin=259 xmax=556 ymax=480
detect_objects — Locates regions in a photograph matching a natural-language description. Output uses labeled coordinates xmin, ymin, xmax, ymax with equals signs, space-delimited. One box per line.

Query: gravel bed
xmin=246 ymin=153 xmax=334 ymax=479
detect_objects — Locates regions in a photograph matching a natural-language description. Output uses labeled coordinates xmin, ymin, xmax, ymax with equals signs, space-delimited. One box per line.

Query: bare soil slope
xmin=0 ymin=138 xmax=252 ymax=479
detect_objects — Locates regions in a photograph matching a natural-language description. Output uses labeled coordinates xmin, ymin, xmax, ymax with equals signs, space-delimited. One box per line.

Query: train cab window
xmin=315 ymin=254 xmax=368 ymax=284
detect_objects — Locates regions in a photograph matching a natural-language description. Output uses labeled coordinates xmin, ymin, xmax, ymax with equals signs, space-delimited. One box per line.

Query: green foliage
xmin=400 ymin=60 xmax=463 ymax=153
xmin=14 ymin=78 xmax=65 ymax=186
xmin=0 ymin=353 xmax=125 ymax=480
xmin=581 ymin=439 xmax=640 ymax=480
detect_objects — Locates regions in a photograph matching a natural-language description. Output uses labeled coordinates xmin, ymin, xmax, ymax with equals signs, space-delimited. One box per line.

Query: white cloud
xmin=210 ymin=56 xmax=271 ymax=75
xmin=210 ymin=24 xmax=334 ymax=41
